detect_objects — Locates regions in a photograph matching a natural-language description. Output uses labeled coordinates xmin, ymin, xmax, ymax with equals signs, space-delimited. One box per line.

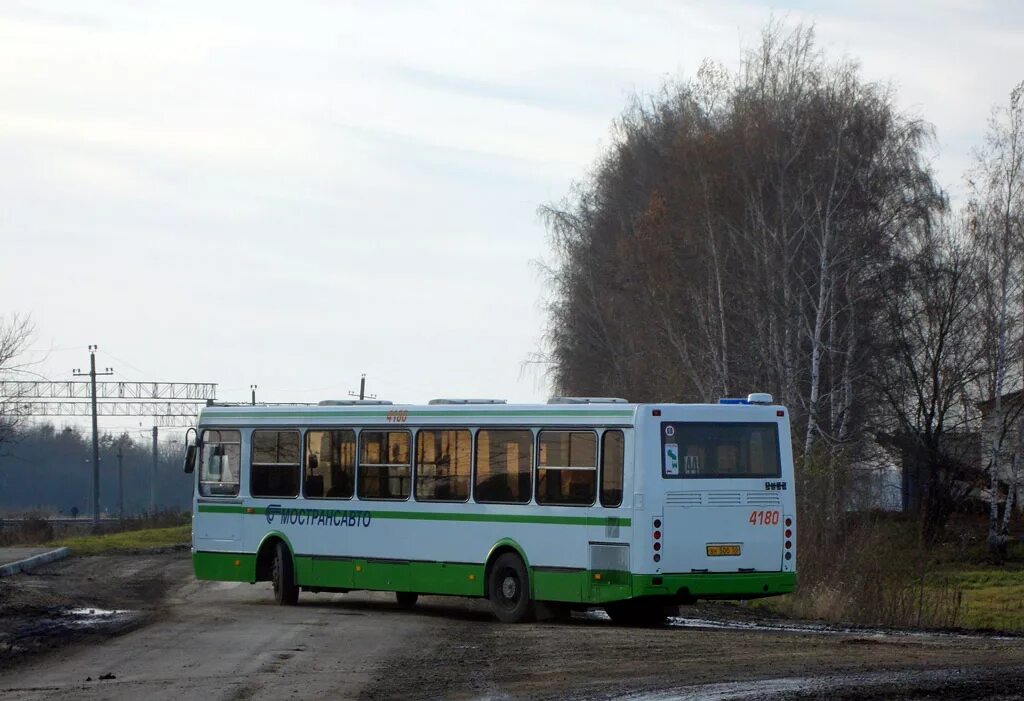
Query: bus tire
xmin=488 ymin=552 xmax=533 ymax=623
xmin=395 ymin=592 xmax=419 ymax=609
xmin=272 ymin=541 xmax=299 ymax=606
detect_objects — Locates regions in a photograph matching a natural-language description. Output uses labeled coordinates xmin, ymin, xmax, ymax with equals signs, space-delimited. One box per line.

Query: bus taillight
xmin=783 ymin=515 xmax=795 ymax=562
xmin=653 ymin=517 xmax=662 ymax=562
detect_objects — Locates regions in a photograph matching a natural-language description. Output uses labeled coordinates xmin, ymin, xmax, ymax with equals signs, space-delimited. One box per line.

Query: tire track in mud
xmin=610 ymin=666 xmax=1024 ymax=700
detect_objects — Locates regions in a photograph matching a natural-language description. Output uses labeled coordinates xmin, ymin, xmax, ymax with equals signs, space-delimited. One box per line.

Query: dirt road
xmin=1 ymin=552 xmax=1024 ymax=699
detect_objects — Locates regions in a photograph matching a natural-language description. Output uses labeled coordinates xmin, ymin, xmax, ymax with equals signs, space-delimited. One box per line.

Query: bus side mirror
xmin=183 ymin=444 xmax=197 ymax=474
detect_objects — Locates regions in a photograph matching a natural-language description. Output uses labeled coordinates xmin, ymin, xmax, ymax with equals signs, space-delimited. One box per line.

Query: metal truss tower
xmin=1 ymin=346 xmax=216 ymax=525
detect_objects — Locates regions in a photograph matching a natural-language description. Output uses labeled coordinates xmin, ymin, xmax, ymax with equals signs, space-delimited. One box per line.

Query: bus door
xmin=588 ymin=428 xmax=631 ymax=602
xmin=194 ymin=429 xmax=243 ymax=545
xmin=660 ymin=421 xmax=785 ymax=573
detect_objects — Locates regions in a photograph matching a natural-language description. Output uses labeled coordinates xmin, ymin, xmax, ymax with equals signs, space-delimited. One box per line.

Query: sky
xmin=1 ymin=0 xmax=1023 ymax=435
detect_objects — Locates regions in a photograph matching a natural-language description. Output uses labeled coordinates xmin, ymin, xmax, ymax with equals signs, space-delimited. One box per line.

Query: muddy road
xmin=1 ymin=552 xmax=1024 ymax=700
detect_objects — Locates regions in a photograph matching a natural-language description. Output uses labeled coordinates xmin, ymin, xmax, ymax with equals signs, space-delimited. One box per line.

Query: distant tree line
xmin=0 ymin=422 xmax=192 ymax=516
xmin=540 ymin=22 xmax=1023 ymax=551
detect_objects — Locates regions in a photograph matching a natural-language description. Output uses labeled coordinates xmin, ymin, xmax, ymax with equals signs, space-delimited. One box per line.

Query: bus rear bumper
xmin=632 ymin=571 xmax=796 ymax=602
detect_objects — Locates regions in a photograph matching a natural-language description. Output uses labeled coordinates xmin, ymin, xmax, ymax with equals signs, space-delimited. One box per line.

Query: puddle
xmin=609 ymin=668 xmax=1006 ymax=700
xmin=64 ymin=608 xmax=137 ymax=629
xmin=581 ymin=609 xmax=1023 ymax=642
xmin=666 ymin=615 xmax=1023 ymax=642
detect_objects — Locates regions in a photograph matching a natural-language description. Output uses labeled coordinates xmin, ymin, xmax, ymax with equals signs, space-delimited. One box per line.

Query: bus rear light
xmin=785 ymin=517 xmax=792 ymax=527
xmin=785 ymin=541 xmax=792 ymax=549
xmin=785 ymin=529 xmax=792 ymax=538
xmin=653 ymin=518 xmax=662 ymax=528
xmin=785 ymin=552 xmax=792 ymax=560
xmin=653 ymin=542 xmax=661 ymax=551
xmin=653 ymin=530 xmax=661 ymax=540
xmin=653 ymin=554 xmax=661 ymax=563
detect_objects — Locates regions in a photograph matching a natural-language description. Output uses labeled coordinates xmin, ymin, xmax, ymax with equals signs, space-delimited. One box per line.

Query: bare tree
xmin=872 ymin=219 xmax=983 ymax=542
xmin=538 ymin=22 xmax=941 ymax=496
xmin=0 ymin=314 xmax=35 ymax=451
xmin=970 ymin=81 xmax=1024 ymax=556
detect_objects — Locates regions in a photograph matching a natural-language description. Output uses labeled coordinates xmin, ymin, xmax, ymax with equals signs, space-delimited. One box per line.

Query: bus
xmin=184 ymin=393 xmax=796 ymax=624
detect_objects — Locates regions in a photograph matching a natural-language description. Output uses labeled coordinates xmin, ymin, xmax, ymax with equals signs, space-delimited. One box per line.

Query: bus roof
xmin=196 ymin=399 xmax=785 ymax=427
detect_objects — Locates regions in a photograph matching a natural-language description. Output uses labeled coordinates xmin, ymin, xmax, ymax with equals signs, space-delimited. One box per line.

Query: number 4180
xmin=749 ymin=510 xmax=780 ymax=526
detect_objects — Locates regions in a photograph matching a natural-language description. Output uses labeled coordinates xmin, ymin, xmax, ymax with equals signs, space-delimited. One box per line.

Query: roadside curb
xmin=0 ymin=547 xmax=71 ymax=577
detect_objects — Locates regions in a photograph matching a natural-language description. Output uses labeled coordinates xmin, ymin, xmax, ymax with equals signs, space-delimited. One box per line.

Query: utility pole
xmin=8 ymin=373 xmax=214 ymax=519
xmin=151 ymin=426 xmax=158 ymax=514
xmin=348 ymin=374 xmax=376 ymax=401
xmin=73 ymin=345 xmax=114 ymax=528
xmin=251 ymin=384 xmax=257 ymax=405
xmin=116 ymin=438 xmax=124 ymax=525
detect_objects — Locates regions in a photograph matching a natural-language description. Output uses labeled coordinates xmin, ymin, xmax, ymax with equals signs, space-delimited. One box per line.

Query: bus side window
xmin=536 ymin=430 xmax=596 ymax=506
xmin=358 ymin=430 xmax=411 ymax=500
xmin=415 ymin=429 xmax=471 ymax=502
xmin=305 ymin=429 xmax=355 ymax=499
xmin=474 ymin=430 xmax=532 ymax=504
xmin=600 ymin=430 xmax=624 ymax=507
xmin=251 ymin=430 xmax=301 ymax=498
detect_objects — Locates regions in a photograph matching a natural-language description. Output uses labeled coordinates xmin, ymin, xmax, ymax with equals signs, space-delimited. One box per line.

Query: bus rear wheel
xmin=395 ymin=592 xmax=419 ymax=609
xmin=488 ymin=552 xmax=534 ymax=623
xmin=271 ymin=541 xmax=299 ymax=606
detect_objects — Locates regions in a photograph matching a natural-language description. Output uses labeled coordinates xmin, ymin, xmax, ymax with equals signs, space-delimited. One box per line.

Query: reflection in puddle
xmin=609 ymin=668 xmax=1013 ymax=701
xmin=581 ymin=609 xmax=1021 ymax=642
xmin=64 ymin=608 xmax=137 ymax=629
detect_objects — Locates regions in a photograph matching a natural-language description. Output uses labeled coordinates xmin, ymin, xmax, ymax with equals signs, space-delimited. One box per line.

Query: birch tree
xmin=970 ymin=81 xmax=1024 ymax=556
xmin=0 ymin=314 xmax=35 ymax=451
xmin=539 ymin=22 xmax=941 ymax=504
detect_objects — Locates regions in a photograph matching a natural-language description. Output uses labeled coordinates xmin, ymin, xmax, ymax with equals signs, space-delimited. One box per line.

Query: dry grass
xmin=49 ymin=524 xmax=190 ymax=556
xmin=763 ymin=516 xmax=965 ymax=628
xmin=0 ymin=509 xmax=190 ymax=547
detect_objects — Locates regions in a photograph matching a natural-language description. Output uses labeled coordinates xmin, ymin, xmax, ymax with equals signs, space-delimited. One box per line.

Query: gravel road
xmin=1 ymin=552 xmax=1023 ymax=700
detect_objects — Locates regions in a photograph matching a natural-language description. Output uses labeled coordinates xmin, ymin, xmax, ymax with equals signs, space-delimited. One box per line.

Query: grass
xmin=49 ymin=524 xmax=191 ymax=556
xmin=927 ymin=564 xmax=1024 ymax=631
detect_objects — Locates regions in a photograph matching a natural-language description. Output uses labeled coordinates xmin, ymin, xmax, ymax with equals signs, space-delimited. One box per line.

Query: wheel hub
xmin=501 ymin=575 xmax=518 ymax=600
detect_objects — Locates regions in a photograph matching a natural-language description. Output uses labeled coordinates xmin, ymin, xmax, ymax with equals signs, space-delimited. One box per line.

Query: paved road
xmin=0 ymin=573 xmax=439 ymax=700
xmin=0 ymin=549 xmax=52 ymax=566
xmin=3 ymin=554 xmax=1024 ymax=700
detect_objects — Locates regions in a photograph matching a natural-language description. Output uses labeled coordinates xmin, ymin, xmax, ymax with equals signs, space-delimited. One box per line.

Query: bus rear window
xmin=661 ymin=422 xmax=780 ymax=478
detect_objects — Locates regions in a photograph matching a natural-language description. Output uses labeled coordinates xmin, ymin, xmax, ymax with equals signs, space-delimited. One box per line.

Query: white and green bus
xmin=184 ymin=394 xmax=796 ymax=623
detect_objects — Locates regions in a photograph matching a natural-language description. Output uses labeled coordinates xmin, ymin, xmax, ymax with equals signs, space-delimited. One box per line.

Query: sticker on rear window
xmin=665 ymin=443 xmax=679 ymax=475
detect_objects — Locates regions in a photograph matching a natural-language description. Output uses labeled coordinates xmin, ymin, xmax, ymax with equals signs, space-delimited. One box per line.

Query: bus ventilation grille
xmin=705 ymin=492 xmax=743 ymax=506
xmin=746 ymin=493 xmax=782 ymax=506
xmin=665 ymin=492 xmax=702 ymax=506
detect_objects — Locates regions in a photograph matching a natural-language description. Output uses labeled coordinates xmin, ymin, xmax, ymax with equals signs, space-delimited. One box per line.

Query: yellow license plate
xmin=706 ymin=544 xmax=741 ymax=556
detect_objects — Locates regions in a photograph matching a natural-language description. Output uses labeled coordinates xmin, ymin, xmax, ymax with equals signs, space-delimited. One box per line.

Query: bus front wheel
xmin=488 ymin=552 xmax=533 ymax=623
xmin=271 ymin=541 xmax=299 ymax=606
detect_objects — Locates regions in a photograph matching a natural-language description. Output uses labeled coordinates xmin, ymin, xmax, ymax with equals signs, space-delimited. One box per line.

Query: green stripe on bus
xmin=196 ymin=503 xmax=630 ymax=527
xmin=192 ymin=550 xmax=795 ymax=604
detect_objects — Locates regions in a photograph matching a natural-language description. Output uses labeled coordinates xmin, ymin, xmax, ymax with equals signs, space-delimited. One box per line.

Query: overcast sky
xmin=2 ymin=1 xmax=1022 ymax=433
